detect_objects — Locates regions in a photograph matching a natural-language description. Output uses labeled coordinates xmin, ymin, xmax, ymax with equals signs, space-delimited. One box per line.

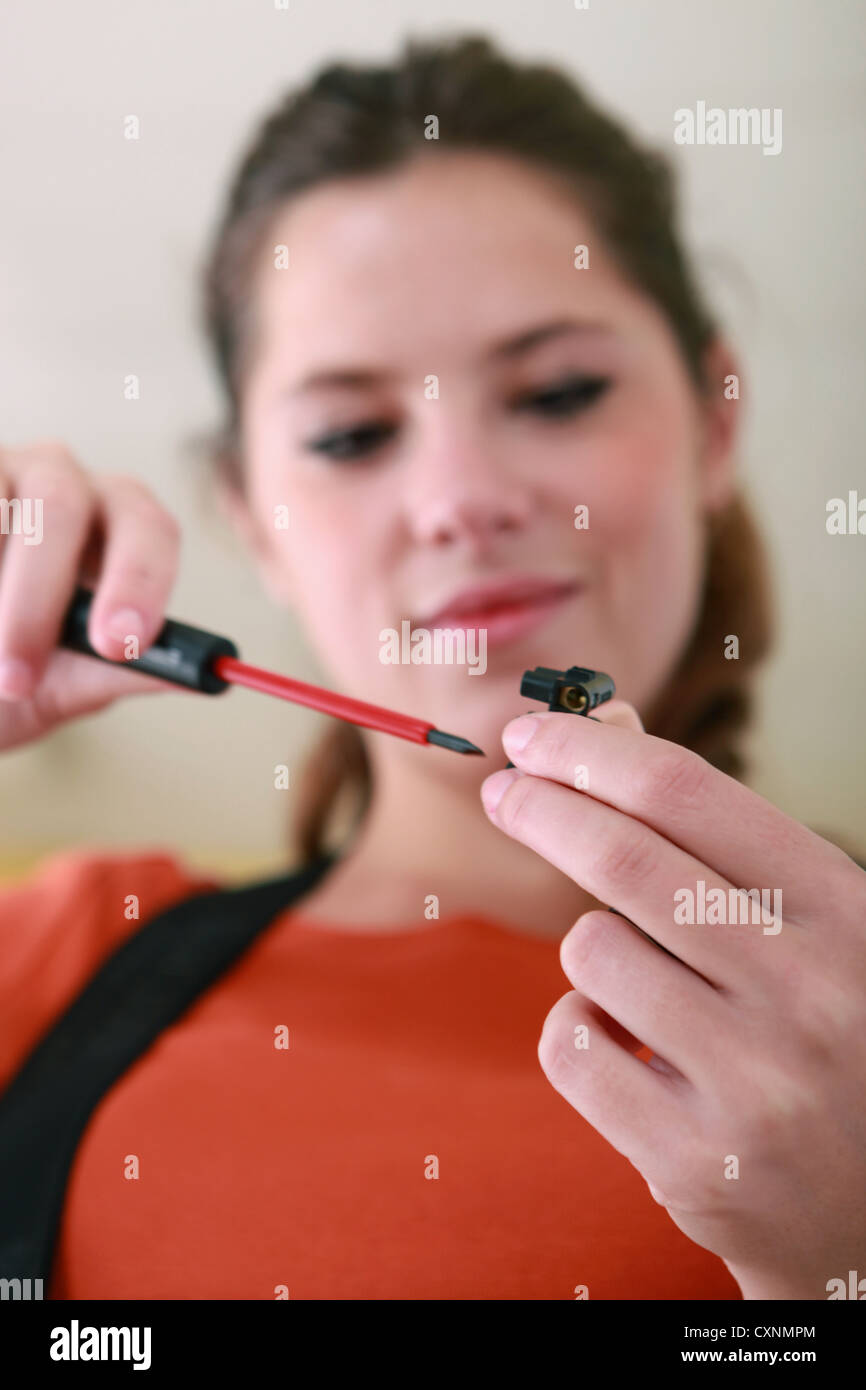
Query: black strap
xmin=0 ymin=848 xmax=338 ymax=1288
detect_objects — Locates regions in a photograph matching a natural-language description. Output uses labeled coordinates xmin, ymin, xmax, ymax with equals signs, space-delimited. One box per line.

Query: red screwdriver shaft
xmin=212 ymin=655 xmax=483 ymax=755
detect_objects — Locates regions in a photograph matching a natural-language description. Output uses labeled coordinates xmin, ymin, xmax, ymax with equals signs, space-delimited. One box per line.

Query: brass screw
xmin=559 ymin=686 xmax=587 ymax=712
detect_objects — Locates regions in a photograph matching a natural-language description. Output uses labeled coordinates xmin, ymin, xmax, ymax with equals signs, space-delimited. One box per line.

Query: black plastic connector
xmin=519 ymin=665 xmax=616 ymax=716
xmin=504 ymin=664 xmax=616 ymax=767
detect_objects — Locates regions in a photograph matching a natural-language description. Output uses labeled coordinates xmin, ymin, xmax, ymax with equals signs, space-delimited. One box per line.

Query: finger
xmin=559 ymin=909 xmax=732 ymax=1085
xmin=1 ymin=647 xmax=187 ymax=748
xmin=86 ymin=475 xmax=181 ymax=659
xmin=538 ymin=987 xmax=686 ymax=1177
xmin=590 ymin=697 xmax=644 ymax=732
xmin=0 ymin=448 xmax=94 ymax=699
xmin=499 ymin=710 xmax=839 ymax=922
xmin=482 ymin=769 xmax=791 ymax=994
xmin=500 ymin=699 xmax=643 ymax=769
xmin=36 ymin=647 xmax=188 ymax=709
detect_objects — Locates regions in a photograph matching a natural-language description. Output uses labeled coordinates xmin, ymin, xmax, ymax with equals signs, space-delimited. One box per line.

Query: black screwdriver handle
xmin=59 ymin=586 xmax=239 ymax=694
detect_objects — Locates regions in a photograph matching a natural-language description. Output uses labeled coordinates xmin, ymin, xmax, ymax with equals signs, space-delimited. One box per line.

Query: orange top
xmin=0 ymin=851 xmax=740 ymax=1300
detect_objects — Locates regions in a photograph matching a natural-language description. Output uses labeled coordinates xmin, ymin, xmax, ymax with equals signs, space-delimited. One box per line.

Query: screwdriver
xmin=58 ymin=595 xmax=662 ymax=953
xmin=59 ymin=586 xmax=484 ymax=756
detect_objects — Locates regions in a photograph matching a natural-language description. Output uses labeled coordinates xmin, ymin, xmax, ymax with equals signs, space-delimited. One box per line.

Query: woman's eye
xmin=513 ymin=374 xmax=612 ymax=417
xmin=304 ymin=421 xmax=396 ymax=460
xmin=304 ymin=376 xmax=611 ymax=459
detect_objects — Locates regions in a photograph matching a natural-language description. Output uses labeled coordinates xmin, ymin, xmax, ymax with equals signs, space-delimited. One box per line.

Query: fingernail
xmin=481 ymin=768 xmax=519 ymax=815
xmin=104 ymin=608 xmax=144 ymax=643
xmin=502 ymin=715 xmax=539 ymax=755
xmin=0 ymin=657 xmax=34 ymax=699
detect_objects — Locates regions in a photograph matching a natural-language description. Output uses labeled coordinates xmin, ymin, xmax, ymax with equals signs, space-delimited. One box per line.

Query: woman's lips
xmin=423 ymin=584 xmax=581 ymax=646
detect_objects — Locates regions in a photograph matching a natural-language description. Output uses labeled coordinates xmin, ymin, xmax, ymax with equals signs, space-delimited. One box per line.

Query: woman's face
xmin=233 ymin=150 xmax=737 ymax=748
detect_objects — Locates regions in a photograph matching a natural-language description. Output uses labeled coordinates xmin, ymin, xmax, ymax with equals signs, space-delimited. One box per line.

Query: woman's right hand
xmin=0 ymin=440 xmax=183 ymax=752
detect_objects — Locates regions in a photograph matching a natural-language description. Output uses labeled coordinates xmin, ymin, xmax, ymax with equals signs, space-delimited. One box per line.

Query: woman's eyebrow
xmin=285 ymin=366 xmax=393 ymax=397
xmin=488 ymin=317 xmax=614 ymax=360
xmin=283 ymin=319 xmax=614 ymax=398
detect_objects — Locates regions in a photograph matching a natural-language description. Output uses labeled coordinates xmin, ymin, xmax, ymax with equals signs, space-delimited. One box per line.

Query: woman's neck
xmin=302 ymin=740 xmax=601 ymax=937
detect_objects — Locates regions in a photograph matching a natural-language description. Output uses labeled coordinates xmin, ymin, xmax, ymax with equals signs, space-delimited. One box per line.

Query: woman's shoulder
xmin=0 ymin=848 xmax=218 ymax=1093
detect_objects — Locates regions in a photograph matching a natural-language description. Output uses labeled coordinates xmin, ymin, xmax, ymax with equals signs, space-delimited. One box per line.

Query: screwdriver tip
xmin=426 ymin=728 xmax=485 ymax=756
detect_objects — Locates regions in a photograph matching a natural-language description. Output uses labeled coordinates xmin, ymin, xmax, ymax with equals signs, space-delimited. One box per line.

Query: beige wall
xmin=1 ymin=0 xmax=864 ymax=876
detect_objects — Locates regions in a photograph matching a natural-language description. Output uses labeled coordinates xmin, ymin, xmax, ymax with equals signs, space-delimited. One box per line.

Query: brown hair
xmin=195 ymin=32 xmax=773 ymax=865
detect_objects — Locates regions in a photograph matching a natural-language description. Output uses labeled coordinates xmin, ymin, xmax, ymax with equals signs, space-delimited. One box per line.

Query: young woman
xmin=1 ymin=35 xmax=864 ymax=1302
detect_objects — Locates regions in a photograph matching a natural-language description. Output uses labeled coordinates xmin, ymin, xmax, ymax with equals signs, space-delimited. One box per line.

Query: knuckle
xmin=635 ymin=747 xmax=710 ymax=815
xmin=645 ymin=1167 xmax=695 ymax=1214
xmin=540 ymin=712 xmax=580 ymax=768
xmin=730 ymin=1057 xmax=814 ymax=1156
xmin=30 ymin=679 xmax=66 ymax=730
xmin=100 ymin=470 xmax=143 ymax=489
xmin=21 ymin=466 xmax=89 ymax=521
xmin=131 ymin=499 xmax=180 ymax=550
xmin=793 ymin=967 xmax=864 ymax=1067
xmin=108 ymin=557 xmax=169 ymax=596
xmin=102 ymin=477 xmax=179 ymax=533
xmin=592 ymin=824 xmax=656 ymax=890
xmin=654 ymin=1142 xmax=728 ymax=1216
xmin=26 ymin=438 xmax=80 ymax=468
xmin=101 ymin=473 xmax=151 ymax=504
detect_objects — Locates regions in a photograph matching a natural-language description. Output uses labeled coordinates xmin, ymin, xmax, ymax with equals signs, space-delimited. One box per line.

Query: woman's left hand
xmin=480 ymin=701 xmax=866 ymax=1300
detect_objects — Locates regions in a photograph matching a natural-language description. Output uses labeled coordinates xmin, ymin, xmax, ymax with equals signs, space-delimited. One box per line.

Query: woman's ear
xmin=695 ymin=336 xmax=742 ymax=514
xmin=216 ymin=476 xmax=297 ymax=608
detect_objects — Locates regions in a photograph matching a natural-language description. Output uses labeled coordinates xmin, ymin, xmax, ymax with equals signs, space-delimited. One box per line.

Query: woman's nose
xmin=402 ymin=436 xmax=534 ymax=546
